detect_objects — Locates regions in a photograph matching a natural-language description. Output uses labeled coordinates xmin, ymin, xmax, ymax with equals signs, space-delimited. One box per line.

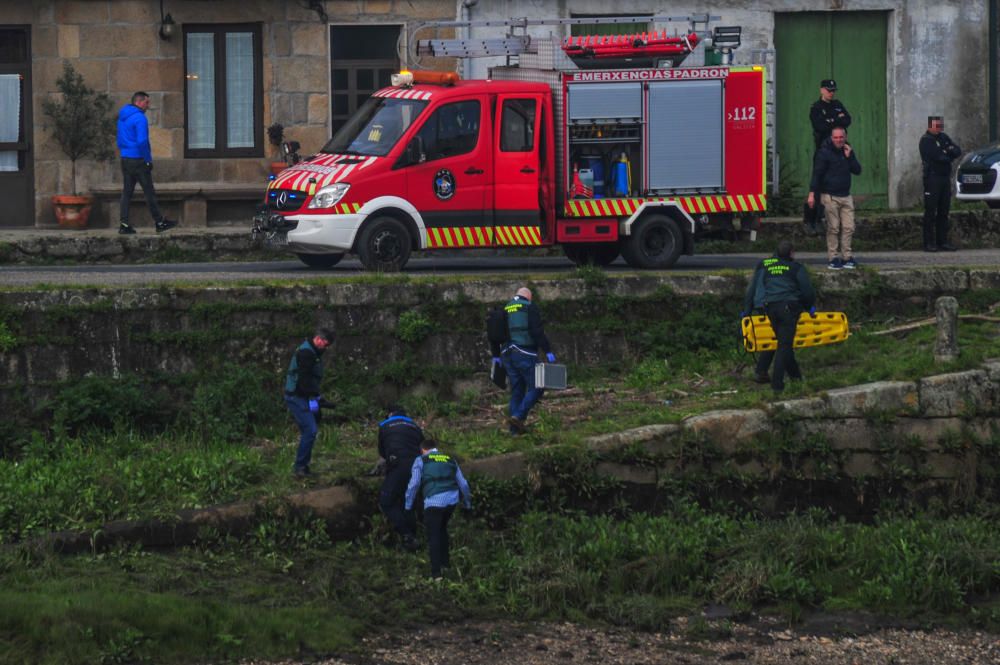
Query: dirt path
xmin=239 ymin=617 xmax=1000 ymax=665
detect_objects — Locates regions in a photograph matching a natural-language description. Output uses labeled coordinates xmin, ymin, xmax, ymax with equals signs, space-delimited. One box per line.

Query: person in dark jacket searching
xmin=405 ymin=439 xmax=472 ymax=579
xmin=919 ymin=116 xmax=963 ymax=252
xmin=808 ymin=127 xmax=862 ymax=270
xmin=377 ymin=406 xmax=424 ymax=551
xmin=743 ymin=241 xmax=817 ymax=394
xmin=495 ymin=287 xmax=555 ymax=435
xmin=284 ymin=329 xmax=334 ymax=477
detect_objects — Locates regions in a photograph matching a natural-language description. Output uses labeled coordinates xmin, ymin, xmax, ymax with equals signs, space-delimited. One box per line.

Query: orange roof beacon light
xmin=393 ymin=70 xmax=460 ymax=88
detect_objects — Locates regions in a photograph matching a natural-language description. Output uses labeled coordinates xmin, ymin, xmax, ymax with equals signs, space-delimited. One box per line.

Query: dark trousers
xmin=502 ymin=347 xmax=545 ymax=421
xmin=755 ymin=350 xmax=775 ymax=376
xmin=379 ymin=462 xmax=416 ymax=538
xmin=120 ymin=157 xmax=164 ymax=224
xmin=923 ymin=175 xmax=951 ymax=248
xmin=424 ymin=504 xmax=455 ymax=576
xmin=765 ymin=301 xmax=803 ymax=392
xmin=284 ymin=394 xmax=317 ymax=471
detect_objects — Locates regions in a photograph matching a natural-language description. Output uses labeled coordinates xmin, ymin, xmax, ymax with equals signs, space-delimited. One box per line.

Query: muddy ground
xmin=239 ymin=615 xmax=1000 ymax=665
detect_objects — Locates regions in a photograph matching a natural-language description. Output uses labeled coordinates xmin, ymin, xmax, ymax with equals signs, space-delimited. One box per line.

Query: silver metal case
xmin=534 ymin=363 xmax=567 ymax=390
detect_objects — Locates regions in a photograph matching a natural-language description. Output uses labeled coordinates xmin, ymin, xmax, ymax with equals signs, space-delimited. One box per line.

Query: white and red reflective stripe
xmin=373 ymin=87 xmax=433 ymax=101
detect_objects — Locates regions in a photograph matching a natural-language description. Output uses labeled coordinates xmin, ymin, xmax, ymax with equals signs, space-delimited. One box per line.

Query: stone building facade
xmin=0 ymin=0 xmax=453 ymax=228
xmin=0 ymin=0 xmax=994 ymax=227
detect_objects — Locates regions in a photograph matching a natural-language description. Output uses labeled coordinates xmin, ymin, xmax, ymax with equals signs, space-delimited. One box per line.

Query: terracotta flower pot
xmin=270 ymin=162 xmax=287 ymax=176
xmin=52 ymin=194 xmax=93 ymax=229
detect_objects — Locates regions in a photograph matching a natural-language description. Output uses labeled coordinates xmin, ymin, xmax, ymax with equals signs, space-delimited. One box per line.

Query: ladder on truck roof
xmin=408 ymin=14 xmax=719 ymax=63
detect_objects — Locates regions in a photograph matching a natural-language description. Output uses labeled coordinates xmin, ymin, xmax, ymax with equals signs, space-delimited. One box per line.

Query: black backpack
xmin=486 ymin=305 xmax=510 ymax=345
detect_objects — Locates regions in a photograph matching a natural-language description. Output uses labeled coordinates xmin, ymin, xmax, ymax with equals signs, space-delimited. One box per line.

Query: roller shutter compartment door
xmin=647 ymin=80 xmax=723 ymax=192
xmin=568 ymin=83 xmax=642 ymax=121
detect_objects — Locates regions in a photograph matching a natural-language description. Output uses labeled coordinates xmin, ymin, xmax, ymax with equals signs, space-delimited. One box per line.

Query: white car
xmin=956 ymin=143 xmax=1000 ymax=208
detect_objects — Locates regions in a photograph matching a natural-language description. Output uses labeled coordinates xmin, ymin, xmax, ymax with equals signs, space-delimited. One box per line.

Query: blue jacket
xmin=117 ymin=104 xmax=152 ymax=163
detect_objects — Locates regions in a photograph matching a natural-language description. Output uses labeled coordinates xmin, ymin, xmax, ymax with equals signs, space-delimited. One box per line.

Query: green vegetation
xmin=2 ymin=504 xmax=1000 ymax=664
xmin=3 ymin=279 xmax=1000 ymax=542
xmin=4 ymin=278 xmax=1000 ymax=661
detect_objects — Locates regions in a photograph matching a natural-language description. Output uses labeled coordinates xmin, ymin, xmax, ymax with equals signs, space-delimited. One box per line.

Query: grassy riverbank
xmin=3 ymin=314 xmax=1000 ymax=543
xmin=3 ymin=504 xmax=1000 ymax=664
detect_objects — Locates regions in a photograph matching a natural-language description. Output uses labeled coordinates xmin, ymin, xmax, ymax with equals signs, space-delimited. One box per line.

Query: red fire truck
xmin=252 ymin=15 xmax=766 ymax=271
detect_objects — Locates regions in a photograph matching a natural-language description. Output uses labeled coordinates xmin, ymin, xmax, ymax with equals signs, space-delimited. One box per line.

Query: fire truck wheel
xmin=356 ymin=216 xmax=412 ymax=272
xmin=563 ymin=243 xmax=619 ymax=267
xmin=295 ymin=253 xmax=344 ymax=269
xmin=621 ymin=215 xmax=683 ymax=269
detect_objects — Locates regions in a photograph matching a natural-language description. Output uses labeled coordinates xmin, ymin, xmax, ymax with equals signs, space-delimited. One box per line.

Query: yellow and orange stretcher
xmin=741 ymin=312 xmax=850 ymax=352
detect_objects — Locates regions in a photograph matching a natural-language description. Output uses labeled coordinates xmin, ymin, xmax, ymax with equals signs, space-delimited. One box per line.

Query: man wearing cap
xmin=497 ymin=287 xmax=554 ymax=435
xmin=919 ymin=116 xmax=963 ymax=252
xmin=377 ymin=405 xmax=424 ymax=551
xmin=283 ymin=329 xmax=334 ymax=477
xmin=810 ymin=79 xmax=852 ymax=151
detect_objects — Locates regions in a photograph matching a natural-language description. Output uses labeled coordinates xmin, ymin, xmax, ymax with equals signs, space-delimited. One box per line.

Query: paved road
xmin=1 ymin=249 xmax=998 ymax=288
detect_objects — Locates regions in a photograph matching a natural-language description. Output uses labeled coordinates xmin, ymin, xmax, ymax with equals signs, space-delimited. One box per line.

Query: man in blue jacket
xmin=808 ymin=127 xmax=862 ymax=270
xmin=116 ymin=92 xmax=177 ymax=235
xmin=405 ymin=439 xmax=472 ymax=579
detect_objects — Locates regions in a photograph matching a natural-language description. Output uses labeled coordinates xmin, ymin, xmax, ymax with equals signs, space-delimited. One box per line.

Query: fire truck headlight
xmin=308 ymin=183 xmax=350 ymax=209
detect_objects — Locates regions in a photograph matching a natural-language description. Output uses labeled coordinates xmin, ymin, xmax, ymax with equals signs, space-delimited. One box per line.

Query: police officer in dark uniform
xmin=810 ymin=79 xmax=852 ymax=150
xmin=743 ymin=241 xmax=816 ymax=394
xmin=497 ymin=287 xmax=554 ymax=435
xmin=404 ymin=439 xmax=472 ymax=579
xmin=283 ymin=329 xmax=334 ymax=477
xmin=919 ymin=116 xmax=963 ymax=252
xmin=377 ymin=406 xmax=424 ymax=551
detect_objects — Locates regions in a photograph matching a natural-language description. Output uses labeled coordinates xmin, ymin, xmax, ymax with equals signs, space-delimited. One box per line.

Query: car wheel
xmin=620 ymin=214 xmax=683 ymax=269
xmin=987 ymin=201 xmax=1000 ymax=210
xmin=563 ymin=242 xmax=620 ymax=266
xmin=356 ymin=216 xmax=412 ymax=272
xmin=295 ymin=253 xmax=344 ymax=269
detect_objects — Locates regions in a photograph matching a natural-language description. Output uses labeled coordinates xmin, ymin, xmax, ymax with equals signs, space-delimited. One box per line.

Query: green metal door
xmin=775 ymin=12 xmax=887 ymax=208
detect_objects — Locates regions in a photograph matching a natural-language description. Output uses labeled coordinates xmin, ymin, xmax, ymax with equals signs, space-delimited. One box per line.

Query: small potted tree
xmin=267 ymin=123 xmax=287 ymax=176
xmin=42 ymin=61 xmax=116 ymax=228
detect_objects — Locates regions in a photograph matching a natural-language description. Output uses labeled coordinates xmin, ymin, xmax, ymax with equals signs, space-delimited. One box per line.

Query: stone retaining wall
xmin=2 ymin=209 xmax=1000 ymax=264
xmin=28 ymin=361 xmax=1000 ymax=554
xmin=2 ymin=269 xmax=995 ymax=404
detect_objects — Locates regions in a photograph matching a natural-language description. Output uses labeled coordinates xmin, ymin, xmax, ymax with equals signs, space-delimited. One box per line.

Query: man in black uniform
xmin=377 ymin=406 xmax=424 ymax=551
xmin=742 ymin=241 xmax=816 ymax=394
xmin=919 ymin=116 xmax=963 ymax=252
xmin=810 ymin=79 xmax=852 ymax=150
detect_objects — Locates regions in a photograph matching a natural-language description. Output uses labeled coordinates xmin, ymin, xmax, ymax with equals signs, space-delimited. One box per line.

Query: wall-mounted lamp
xmin=159 ymin=0 xmax=175 ymax=40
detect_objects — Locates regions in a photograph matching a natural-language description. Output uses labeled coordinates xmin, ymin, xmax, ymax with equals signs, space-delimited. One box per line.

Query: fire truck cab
xmin=253 ymin=17 xmax=766 ymax=271
xmin=256 ymin=76 xmax=557 ymax=270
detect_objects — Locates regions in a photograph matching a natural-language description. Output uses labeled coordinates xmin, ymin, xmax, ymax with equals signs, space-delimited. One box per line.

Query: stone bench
xmin=91 ymin=183 xmax=263 ymax=228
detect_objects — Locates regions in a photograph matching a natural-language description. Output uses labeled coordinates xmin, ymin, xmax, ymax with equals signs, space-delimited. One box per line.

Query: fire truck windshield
xmin=321 ymin=97 xmax=428 ymax=157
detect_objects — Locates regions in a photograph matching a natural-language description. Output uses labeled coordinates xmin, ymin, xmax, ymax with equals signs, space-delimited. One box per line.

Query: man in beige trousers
xmin=807 ymin=127 xmax=862 ymax=270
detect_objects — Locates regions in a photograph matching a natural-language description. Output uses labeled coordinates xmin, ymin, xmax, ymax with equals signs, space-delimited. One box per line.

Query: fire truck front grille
xmin=266 ymin=188 xmax=308 ymax=212
xmin=958 ymin=169 xmax=997 ymax=195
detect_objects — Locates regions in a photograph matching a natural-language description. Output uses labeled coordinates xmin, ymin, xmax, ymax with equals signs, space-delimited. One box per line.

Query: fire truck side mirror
xmin=404 ymin=137 xmax=426 ymax=166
